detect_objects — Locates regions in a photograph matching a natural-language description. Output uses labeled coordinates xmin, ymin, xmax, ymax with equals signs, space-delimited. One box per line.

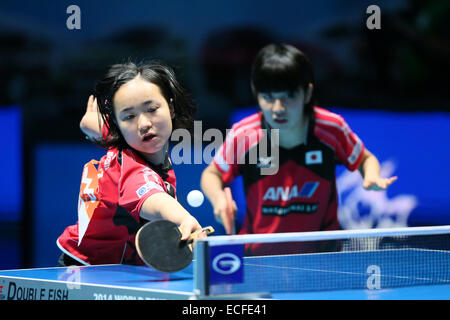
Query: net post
xmin=193 ymin=239 xmax=210 ymax=297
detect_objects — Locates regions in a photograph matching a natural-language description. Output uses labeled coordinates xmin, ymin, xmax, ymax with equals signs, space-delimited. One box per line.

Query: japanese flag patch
xmin=305 ymin=150 xmax=323 ymax=165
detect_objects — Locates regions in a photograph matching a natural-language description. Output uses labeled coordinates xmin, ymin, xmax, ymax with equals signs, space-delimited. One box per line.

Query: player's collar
xmin=129 ymin=148 xmax=172 ymax=180
xmin=147 ymin=151 xmax=172 ymax=180
xmin=261 ymin=113 xmax=314 ymax=147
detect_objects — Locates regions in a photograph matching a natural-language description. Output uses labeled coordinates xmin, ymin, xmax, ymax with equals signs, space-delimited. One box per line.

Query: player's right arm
xmin=80 ymin=95 xmax=104 ymax=141
xmin=140 ymin=192 xmax=203 ymax=241
xmin=358 ymin=148 xmax=398 ymax=190
xmin=201 ymin=163 xmax=237 ymax=234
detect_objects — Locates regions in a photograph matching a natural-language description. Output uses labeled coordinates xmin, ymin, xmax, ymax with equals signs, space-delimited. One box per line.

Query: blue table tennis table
xmin=1 ymin=248 xmax=449 ymax=300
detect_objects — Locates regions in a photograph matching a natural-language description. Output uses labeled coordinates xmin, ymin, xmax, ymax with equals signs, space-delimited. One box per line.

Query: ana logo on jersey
xmin=263 ymin=182 xmax=320 ymax=201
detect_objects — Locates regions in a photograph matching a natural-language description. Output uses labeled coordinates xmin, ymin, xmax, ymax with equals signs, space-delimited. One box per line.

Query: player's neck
xmin=139 ymin=142 xmax=169 ymax=166
xmin=278 ymin=116 xmax=309 ymax=149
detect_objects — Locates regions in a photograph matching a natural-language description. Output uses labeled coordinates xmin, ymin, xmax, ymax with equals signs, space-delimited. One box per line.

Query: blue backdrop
xmin=14 ymin=108 xmax=450 ymax=267
xmin=0 ymin=106 xmax=22 ymax=222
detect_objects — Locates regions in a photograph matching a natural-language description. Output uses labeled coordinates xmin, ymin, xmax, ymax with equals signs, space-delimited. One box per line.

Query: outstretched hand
xmin=363 ymin=176 xmax=398 ymax=191
xmin=178 ymin=216 xmax=204 ymax=241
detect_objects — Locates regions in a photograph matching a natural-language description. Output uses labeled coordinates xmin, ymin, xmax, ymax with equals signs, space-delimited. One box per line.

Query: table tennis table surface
xmin=1 ymin=248 xmax=449 ymax=300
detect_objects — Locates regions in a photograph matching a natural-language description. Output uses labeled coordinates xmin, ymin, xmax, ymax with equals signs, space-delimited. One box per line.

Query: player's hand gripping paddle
xmin=223 ymin=187 xmax=236 ymax=235
xmin=136 ymin=220 xmax=214 ymax=273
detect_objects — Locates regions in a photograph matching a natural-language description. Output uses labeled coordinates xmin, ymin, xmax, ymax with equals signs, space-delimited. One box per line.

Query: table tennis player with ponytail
xmin=57 ymin=61 xmax=210 ymax=268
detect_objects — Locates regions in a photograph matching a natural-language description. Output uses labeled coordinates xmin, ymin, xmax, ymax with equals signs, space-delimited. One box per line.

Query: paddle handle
xmin=186 ymin=226 xmax=215 ymax=244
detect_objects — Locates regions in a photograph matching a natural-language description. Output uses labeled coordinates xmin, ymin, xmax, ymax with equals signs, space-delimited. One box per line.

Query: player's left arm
xmin=358 ymin=148 xmax=398 ymax=190
xmin=80 ymin=95 xmax=104 ymax=141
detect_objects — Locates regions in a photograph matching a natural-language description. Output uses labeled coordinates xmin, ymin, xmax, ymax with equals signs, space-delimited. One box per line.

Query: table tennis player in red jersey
xmin=201 ymin=44 xmax=397 ymax=255
xmin=57 ymin=61 xmax=206 ymax=266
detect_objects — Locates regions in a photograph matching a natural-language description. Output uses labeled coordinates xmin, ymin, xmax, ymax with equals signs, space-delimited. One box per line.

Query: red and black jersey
xmin=57 ymin=147 xmax=176 ymax=265
xmin=213 ymin=107 xmax=364 ymax=255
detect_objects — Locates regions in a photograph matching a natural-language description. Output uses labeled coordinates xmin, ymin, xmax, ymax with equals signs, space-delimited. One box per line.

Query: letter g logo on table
xmin=212 ymin=253 xmax=241 ymax=275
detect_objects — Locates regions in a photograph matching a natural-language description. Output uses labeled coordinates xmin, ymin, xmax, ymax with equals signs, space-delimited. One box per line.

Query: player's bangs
xmin=252 ymin=63 xmax=303 ymax=95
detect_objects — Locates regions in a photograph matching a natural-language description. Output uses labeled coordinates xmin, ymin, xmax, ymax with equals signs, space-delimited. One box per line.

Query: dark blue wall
xmin=27 ymin=109 xmax=450 ymax=267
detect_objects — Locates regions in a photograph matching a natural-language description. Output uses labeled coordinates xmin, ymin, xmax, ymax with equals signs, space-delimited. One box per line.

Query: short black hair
xmin=94 ymin=60 xmax=196 ymax=149
xmin=251 ymin=44 xmax=315 ymax=116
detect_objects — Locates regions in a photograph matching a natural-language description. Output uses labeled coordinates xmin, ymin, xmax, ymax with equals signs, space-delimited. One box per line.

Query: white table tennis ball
xmin=187 ymin=190 xmax=204 ymax=207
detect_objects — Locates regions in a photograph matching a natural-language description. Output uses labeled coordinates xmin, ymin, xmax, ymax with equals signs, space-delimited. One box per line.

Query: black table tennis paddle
xmin=135 ymin=220 xmax=214 ymax=273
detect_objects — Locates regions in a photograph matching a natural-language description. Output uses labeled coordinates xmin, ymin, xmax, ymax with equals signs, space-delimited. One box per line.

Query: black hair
xmin=94 ymin=60 xmax=196 ymax=149
xmin=251 ymin=44 xmax=315 ymax=117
